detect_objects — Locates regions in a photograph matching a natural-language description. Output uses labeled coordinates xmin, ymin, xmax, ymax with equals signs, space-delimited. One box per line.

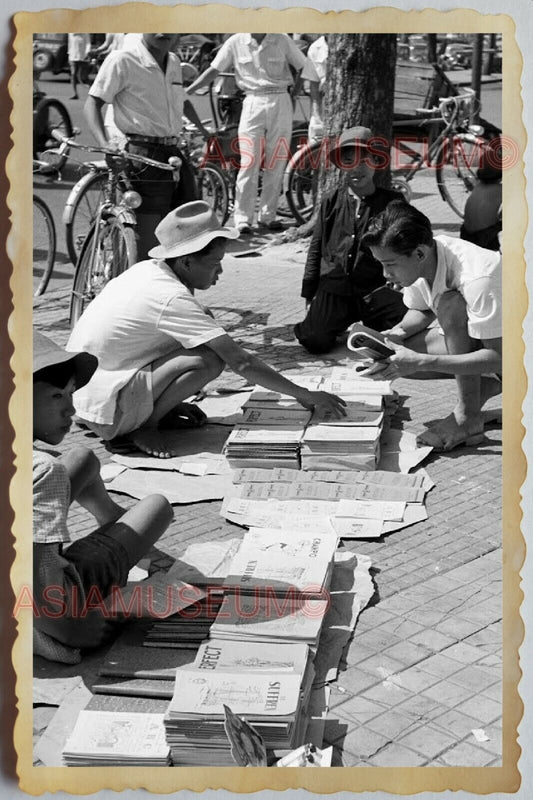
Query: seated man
xmin=360 ymin=200 xmax=502 ymax=452
xmin=294 ymin=126 xmax=407 ymax=355
xmin=33 ymin=332 xmax=173 ymax=663
xmin=68 ymin=201 xmax=346 ymax=458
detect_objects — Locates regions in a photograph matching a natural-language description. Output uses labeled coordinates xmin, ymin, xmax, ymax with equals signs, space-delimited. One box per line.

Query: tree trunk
xmin=294 ymin=34 xmax=397 ymax=237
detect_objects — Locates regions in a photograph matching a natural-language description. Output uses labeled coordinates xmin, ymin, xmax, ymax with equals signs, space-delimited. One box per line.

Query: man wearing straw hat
xmin=68 ymin=201 xmax=346 ymax=458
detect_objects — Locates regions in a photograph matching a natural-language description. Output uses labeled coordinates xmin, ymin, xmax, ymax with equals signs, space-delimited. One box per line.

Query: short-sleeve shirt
xmin=89 ymin=36 xmax=184 ymax=137
xmin=33 ymin=449 xmax=71 ymax=544
xmin=211 ymin=33 xmax=319 ymax=93
xmin=67 ymin=260 xmax=226 ymax=424
xmin=68 ymin=33 xmax=90 ymax=62
xmin=402 ymin=234 xmax=502 ymax=340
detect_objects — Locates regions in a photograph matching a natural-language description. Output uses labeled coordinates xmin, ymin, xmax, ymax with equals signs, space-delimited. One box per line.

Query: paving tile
xmin=395 ymin=693 xmax=445 ymax=721
xmin=432 ymin=708 xmax=489 ymax=741
xmin=356 ymin=652 xmax=407 ymax=680
xmin=383 ymin=640 xmax=432 ymax=667
xmin=334 ymin=666 xmax=381 ymax=698
xmin=437 ymin=740 xmax=497 ymax=766
xmin=330 ymin=725 xmax=390 ymax=760
xmin=332 ymin=695 xmax=387 ymax=724
xmin=458 ymin=695 xmax=502 ymax=725
xmin=422 ymin=679 xmax=476 ymax=708
xmin=409 ymin=629 xmax=457 ymax=652
xmin=377 ymin=617 xmax=426 ymax=639
xmin=366 ymin=743 xmax=429 ymax=767
xmin=366 ymin=709 xmax=421 ymax=740
xmin=393 ymin=665 xmax=440 ymax=694
xmin=442 ymin=641 xmax=485 ymax=664
xmin=360 ymin=681 xmax=413 ymax=709
xmin=420 ymin=653 xmax=468 ymax=679
xmin=396 ymin=725 xmax=458 ymax=759
xmin=481 ymin=682 xmax=502 ymax=702
xmin=434 ymin=616 xmax=486 ymax=640
xmin=448 ymin=664 xmax=500 ymax=692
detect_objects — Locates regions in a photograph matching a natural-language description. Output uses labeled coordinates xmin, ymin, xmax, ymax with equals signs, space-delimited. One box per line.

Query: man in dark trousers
xmin=294 ymin=126 xmax=407 ymax=354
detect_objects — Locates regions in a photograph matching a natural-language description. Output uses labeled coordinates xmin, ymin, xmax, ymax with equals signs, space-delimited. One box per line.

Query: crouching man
xmin=68 ymin=201 xmax=346 ymax=457
xmin=360 ymin=201 xmax=502 ymax=452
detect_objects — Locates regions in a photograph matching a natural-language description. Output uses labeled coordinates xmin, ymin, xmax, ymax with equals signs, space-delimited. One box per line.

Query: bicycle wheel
xmin=69 ymin=210 xmax=137 ymax=326
xmin=65 ymin=169 xmax=124 ymax=265
xmin=198 ymin=164 xmax=230 ymax=225
xmin=436 ymin=134 xmax=481 ymax=218
xmin=33 ymin=195 xmax=56 ymax=296
xmin=33 ymin=98 xmax=73 ymax=171
xmin=285 ymin=142 xmax=322 ymax=225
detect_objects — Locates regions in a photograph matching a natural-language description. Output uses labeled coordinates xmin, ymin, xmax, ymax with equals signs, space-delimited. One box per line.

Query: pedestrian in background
xmin=85 ymin=33 xmax=210 ymax=259
xmin=187 ymin=33 xmax=322 ymax=234
xmin=67 ymin=33 xmax=91 ymax=100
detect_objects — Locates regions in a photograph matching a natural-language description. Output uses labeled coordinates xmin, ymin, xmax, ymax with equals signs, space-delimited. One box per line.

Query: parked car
xmin=33 ymin=33 xmax=69 ymax=76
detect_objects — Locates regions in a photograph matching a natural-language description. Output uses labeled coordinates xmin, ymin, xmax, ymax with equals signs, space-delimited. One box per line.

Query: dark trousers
xmin=126 ymin=141 xmax=200 ymax=259
xmin=294 ymin=284 xmax=406 ymax=355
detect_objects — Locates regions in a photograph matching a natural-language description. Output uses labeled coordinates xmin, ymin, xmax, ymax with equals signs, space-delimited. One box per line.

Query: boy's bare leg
xmin=62 ymin=446 xmax=125 ymax=526
xmin=128 ymin=345 xmax=224 ymax=458
xmin=416 ymin=291 xmax=497 ymax=449
xmin=103 ymin=493 xmax=173 ymax=568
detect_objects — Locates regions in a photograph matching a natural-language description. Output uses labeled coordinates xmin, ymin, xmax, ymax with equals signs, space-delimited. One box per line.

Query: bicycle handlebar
xmin=51 ymin=129 xmax=179 ymax=172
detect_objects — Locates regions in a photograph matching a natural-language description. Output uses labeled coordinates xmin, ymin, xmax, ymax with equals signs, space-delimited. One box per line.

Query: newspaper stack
xmin=62 ymin=710 xmax=170 ymax=766
xmin=223 ymin=424 xmax=306 ymax=470
xmin=209 ymin=593 xmax=328 ymax=647
xmin=164 ymin=640 xmax=315 ymax=764
xmin=143 ymin=594 xmax=223 ymax=649
xmin=221 ymin=527 xmax=338 ymax=596
xmin=301 ymin=422 xmax=384 ymax=471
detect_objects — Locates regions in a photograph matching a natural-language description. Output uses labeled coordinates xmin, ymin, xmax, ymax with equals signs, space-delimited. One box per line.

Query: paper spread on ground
xmin=195 ymin=392 xmax=251 ymax=425
xmin=111 ymin=451 xmax=230 ymax=475
xmin=378 ymin=428 xmax=433 ymax=473
xmin=312 ymin=552 xmax=374 ymax=683
xmin=34 ymin=683 xmax=93 ymax=766
xmin=33 ymin=675 xmax=86 ymax=707
xmin=107 ymin=467 xmax=233 ymax=504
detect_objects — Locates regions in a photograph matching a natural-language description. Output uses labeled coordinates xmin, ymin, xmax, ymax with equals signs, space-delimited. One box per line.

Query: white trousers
xmin=234 ymin=92 xmax=293 ymax=226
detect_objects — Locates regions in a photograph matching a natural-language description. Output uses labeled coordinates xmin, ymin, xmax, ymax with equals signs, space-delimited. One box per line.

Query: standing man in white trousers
xmin=187 ymin=33 xmax=322 ymax=234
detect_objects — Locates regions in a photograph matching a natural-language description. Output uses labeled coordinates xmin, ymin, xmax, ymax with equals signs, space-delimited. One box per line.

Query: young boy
xmin=360 ymin=201 xmax=502 ymax=452
xmin=33 ymin=331 xmax=173 ymax=663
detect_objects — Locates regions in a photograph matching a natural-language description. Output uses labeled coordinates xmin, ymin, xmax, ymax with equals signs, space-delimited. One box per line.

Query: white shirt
xmin=402 ymin=234 xmax=502 ymax=340
xmin=212 ymin=33 xmax=319 ymax=93
xmin=68 ymin=33 xmax=90 ymax=62
xmin=89 ymin=36 xmax=184 ymax=137
xmin=67 ymin=260 xmax=226 ymax=424
xmin=307 ymin=36 xmax=328 ymax=86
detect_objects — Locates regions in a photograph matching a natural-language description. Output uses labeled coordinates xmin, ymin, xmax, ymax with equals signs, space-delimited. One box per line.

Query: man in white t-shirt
xmin=360 ymin=200 xmax=502 ymax=452
xmin=68 ymin=201 xmax=346 ymax=458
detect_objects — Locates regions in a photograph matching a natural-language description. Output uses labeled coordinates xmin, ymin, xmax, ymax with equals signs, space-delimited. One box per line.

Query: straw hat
xmin=148 ymin=201 xmax=239 ymax=260
xmin=33 ymin=331 xmax=97 ymax=389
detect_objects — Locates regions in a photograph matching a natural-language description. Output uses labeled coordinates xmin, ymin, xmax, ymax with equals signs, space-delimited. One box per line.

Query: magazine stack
xmin=164 ymin=639 xmax=315 ymax=765
xmin=62 ymin=710 xmax=170 ymax=766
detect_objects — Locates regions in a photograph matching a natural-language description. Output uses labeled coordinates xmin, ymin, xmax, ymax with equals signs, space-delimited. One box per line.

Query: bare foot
xmin=129 ymin=427 xmax=179 ymax=458
xmin=417 ymin=412 xmax=485 ymax=451
xmin=158 ymin=402 xmax=207 ymax=430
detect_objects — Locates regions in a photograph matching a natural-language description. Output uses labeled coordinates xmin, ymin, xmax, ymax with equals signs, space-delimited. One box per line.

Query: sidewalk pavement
xmin=32 ymin=167 xmax=503 ymax=767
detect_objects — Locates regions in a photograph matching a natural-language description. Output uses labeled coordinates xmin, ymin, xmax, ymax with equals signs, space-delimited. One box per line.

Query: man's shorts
xmin=78 ymin=366 xmax=153 ymax=441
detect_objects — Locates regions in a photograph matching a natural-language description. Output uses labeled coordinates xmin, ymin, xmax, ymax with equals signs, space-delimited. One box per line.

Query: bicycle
xmin=33 ymin=80 xmax=73 ymax=173
xmin=52 ymin=131 xmax=182 ymax=326
xmin=32 ymin=155 xmax=67 ymax=296
xmin=284 ymin=89 xmax=498 ymax=224
xmin=63 ymin=128 xmax=230 ymax=264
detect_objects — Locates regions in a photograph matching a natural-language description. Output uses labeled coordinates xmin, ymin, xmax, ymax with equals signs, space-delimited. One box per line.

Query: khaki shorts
xmin=79 ymin=366 xmax=153 ymax=440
